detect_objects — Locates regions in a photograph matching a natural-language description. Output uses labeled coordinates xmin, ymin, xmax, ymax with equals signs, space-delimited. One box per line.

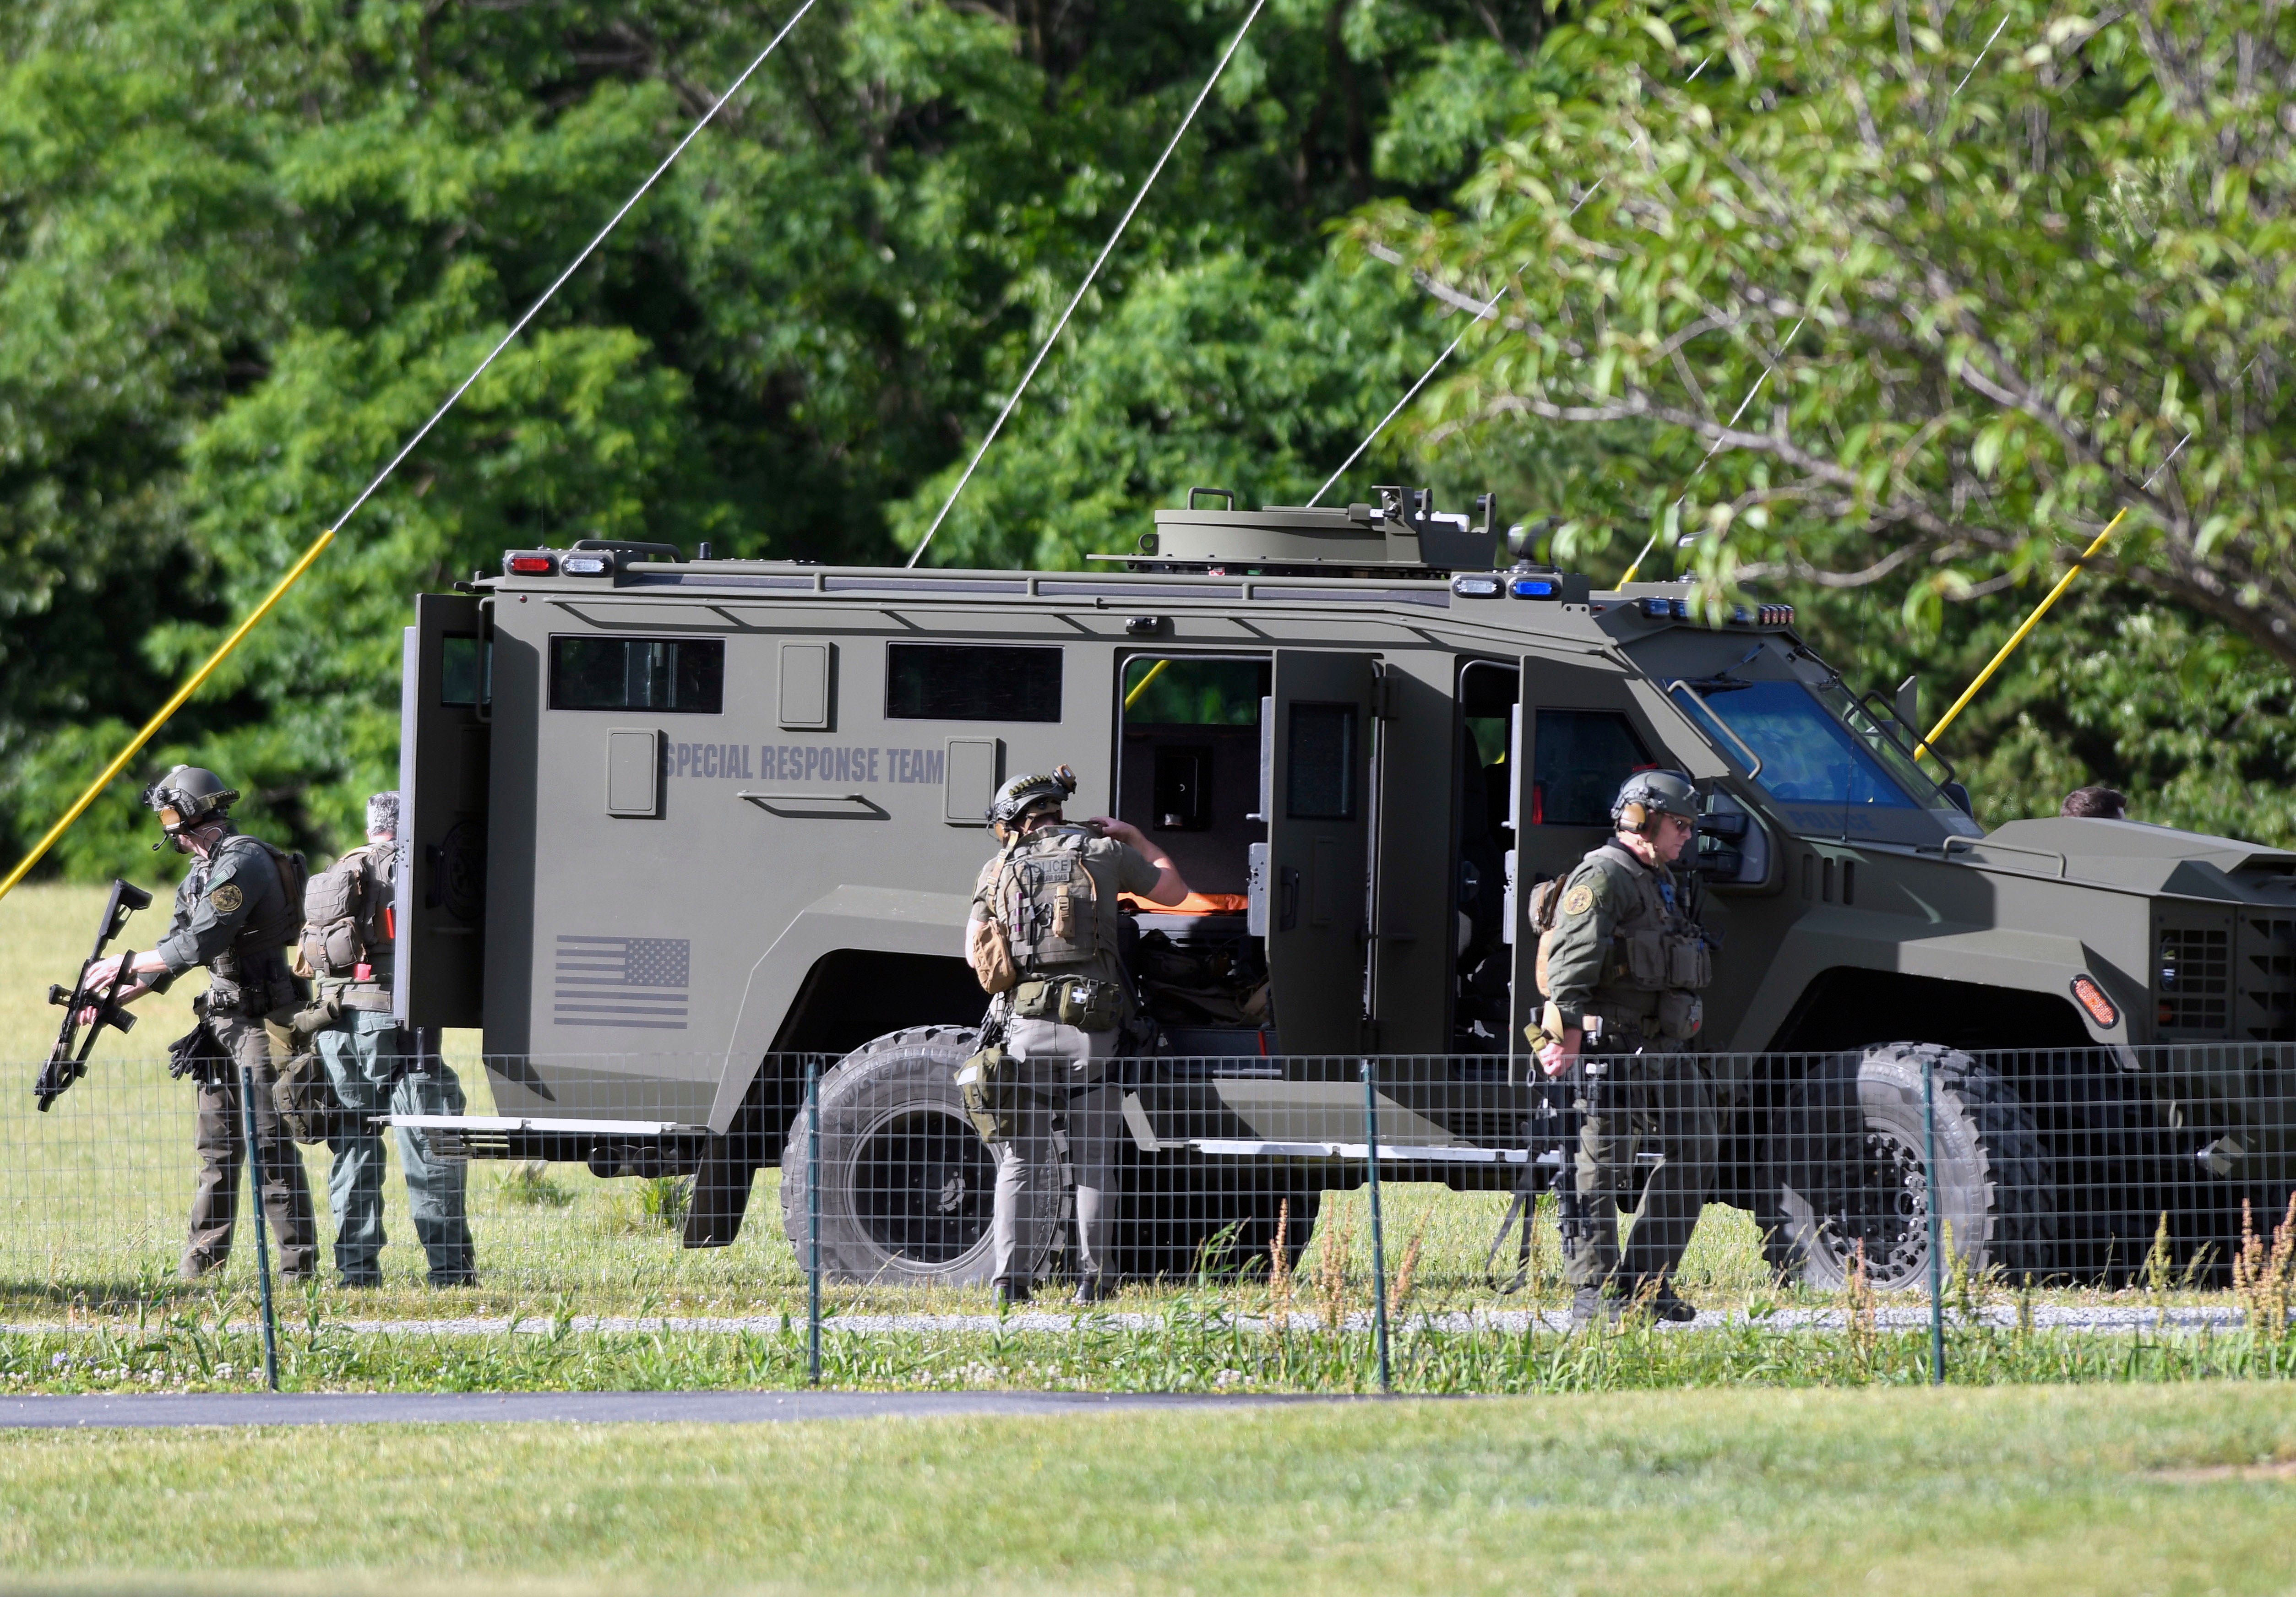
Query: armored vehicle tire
xmin=1757 ymin=1042 xmax=2054 ymax=1291
xmin=1112 ymin=1152 xmax=1322 ymax=1281
xmin=779 ymin=1026 xmax=996 ymax=1287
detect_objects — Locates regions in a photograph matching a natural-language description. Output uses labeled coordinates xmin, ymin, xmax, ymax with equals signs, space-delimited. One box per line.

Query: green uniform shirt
xmin=1542 ymin=838 xmax=1703 ymax=1035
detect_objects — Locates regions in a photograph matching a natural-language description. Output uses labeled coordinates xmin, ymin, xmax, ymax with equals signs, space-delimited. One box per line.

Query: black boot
xmin=1072 ymin=1273 xmax=1113 ymax=1306
xmin=1644 ymin=1285 xmax=1699 ymax=1321
xmin=994 ymin=1276 xmax=1032 ymax=1309
xmin=1630 ymin=1278 xmax=1698 ymax=1323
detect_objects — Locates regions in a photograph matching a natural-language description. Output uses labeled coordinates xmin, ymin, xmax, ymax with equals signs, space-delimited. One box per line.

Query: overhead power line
xmin=905 ymin=0 xmax=1271 ymax=568
xmin=0 ymin=0 xmax=822 ymax=903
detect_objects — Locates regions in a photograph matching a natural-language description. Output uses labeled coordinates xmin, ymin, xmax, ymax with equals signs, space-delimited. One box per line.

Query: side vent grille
xmin=2239 ymin=915 xmax=2296 ymax=1041
xmin=2158 ymin=925 xmax=2231 ymax=1035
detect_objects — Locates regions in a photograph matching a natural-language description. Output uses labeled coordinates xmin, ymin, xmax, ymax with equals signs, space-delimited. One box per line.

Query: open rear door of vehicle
xmin=1260 ymin=650 xmax=1378 ymax=1059
xmin=1507 ymin=649 xmax=1681 ymax=1067
xmin=397 ymin=593 xmax=491 ymax=1031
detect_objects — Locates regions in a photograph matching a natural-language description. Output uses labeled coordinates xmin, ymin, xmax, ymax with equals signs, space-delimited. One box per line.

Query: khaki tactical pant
xmin=1559 ymin=1047 xmax=1718 ymax=1295
xmin=990 ymin=1017 xmax=1119 ymax=1287
xmin=186 ymin=1010 xmax=318 ymax=1279
xmin=318 ymin=1009 xmax=475 ymax=1287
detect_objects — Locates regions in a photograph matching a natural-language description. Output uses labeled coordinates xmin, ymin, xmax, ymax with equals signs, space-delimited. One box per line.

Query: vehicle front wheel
xmin=1757 ymin=1042 xmax=2055 ymax=1290
xmin=778 ymin=1026 xmax=996 ymax=1287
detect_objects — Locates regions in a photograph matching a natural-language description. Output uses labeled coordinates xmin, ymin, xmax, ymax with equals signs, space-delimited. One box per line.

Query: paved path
xmin=0 ymin=1389 xmax=1343 ymax=1429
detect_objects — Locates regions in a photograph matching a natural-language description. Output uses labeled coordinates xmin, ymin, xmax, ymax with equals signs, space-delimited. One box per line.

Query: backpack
xmin=245 ymin=837 xmax=309 ymax=947
xmin=300 ymin=844 xmax=393 ymax=978
xmin=1524 ymin=874 xmax=1564 ymax=995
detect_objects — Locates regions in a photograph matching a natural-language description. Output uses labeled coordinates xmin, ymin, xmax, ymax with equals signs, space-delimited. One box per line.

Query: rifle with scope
xmin=37 ymin=877 xmax=155 ymax=1110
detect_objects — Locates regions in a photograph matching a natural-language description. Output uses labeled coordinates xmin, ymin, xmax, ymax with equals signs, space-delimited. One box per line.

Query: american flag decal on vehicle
xmin=552 ymin=934 xmax=690 ymax=1030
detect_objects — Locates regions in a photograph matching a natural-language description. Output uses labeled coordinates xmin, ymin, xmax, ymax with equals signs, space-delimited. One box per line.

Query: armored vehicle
xmin=393 ymin=493 xmax=2296 ymax=1289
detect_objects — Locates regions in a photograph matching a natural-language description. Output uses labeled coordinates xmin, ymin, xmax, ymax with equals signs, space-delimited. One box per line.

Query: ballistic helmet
xmin=142 ymin=766 xmax=239 ymax=852
xmin=1612 ymin=769 xmax=1698 ymax=834
xmin=987 ymin=766 xmax=1078 ymax=833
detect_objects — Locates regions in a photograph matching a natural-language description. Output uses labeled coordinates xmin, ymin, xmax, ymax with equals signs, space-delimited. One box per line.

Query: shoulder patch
xmin=1561 ymin=884 xmax=1595 ymax=917
xmin=209 ymin=883 xmax=244 ymax=913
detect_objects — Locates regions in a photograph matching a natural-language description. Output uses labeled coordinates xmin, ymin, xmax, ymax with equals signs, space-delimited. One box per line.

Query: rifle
xmin=38 ymin=877 xmax=155 ymax=1110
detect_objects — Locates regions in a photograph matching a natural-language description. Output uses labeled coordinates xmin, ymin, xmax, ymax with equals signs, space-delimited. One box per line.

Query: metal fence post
xmin=1922 ymin=1050 xmax=1946 ymax=1386
xmin=238 ymin=1063 xmax=280 ymax=1392
xmin=1360 ymin=1057 xmax=1392 ymax=1394
xmin=806 ymin=1054 xmax=822 ymax=1388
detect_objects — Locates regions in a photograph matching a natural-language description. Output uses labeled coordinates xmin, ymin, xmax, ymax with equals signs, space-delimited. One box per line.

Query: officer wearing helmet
xmin=1534 ymin=768 xmax=1718 ymax=1327
xmin=79 ymin=766 xmax=318 ymax=1280
xmin=963 ymin=767 xmax=1192 ymax=1306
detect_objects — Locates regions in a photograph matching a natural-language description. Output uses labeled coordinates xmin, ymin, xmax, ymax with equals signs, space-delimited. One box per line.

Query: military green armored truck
xmin=392 ymin=489 xmax=2296 ymax=1289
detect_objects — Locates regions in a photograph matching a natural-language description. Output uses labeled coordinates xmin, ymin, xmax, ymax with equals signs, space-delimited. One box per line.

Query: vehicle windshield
xmin=1669 ymin=676 xmax=1980 ymax=844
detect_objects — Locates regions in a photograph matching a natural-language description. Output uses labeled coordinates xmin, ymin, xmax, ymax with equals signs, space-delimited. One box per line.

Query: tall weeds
xmin=2232 ymin=1194 xmax=2296 ymax=1345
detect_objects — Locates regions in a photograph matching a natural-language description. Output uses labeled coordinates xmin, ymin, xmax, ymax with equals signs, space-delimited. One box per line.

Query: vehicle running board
xmin=376 ymin=1114 xmax=702 ymax=1163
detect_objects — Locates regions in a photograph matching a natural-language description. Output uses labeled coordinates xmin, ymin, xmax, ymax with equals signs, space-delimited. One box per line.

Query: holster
xmin=955 ymin=1044 xmax=1021 ymax=1142
xmin=273 ymin=1047 xmax=346 ymax=1145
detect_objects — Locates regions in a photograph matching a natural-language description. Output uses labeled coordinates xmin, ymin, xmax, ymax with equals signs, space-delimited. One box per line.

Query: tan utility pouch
xmin=1011 ymin=976 xmax=1122 ymax=1033
xmin=273 ymin=1048 xmax=344 ymax=1145
xmin=954 ymin=1045 xmax=1019 ymax=1142
xmin=968 ymin=915 xmax=1017 ymax=994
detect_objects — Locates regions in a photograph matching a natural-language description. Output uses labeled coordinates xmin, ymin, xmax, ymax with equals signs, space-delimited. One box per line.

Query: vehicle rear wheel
xmin=778 ymin=1027 xmax=996 ymax=1287
xmin=1758 ymin=1042 xmax=2054 ymax=1290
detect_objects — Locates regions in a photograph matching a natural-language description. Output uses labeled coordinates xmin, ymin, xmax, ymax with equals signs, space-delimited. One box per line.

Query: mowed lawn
xmin=5 ymin=1385 xmax=2296 ymax=1594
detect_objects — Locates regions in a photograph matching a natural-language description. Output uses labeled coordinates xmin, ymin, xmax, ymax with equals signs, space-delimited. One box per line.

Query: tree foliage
xmin=0 ymin=0 xmax=1548 ymax=875
xmin=5 ymin=0 xmax=2294 ymax=878
xmin=1388 ymin=0 xmax=2296 ymax=651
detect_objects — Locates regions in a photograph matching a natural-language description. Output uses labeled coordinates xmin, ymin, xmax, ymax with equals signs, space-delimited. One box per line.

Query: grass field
xmin=4 ymin=1385 xmax=2296 ymax=1593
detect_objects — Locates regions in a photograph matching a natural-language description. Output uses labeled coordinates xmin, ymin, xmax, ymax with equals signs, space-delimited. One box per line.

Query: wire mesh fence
xmin=8 ymin=1036 xmax=2296 ymax=1389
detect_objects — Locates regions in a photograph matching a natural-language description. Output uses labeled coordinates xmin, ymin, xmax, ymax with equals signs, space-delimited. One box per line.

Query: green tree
xmin=0 ymin=0 xmax=1559 ymax=878
xmin=1387 ymin=0 xmax=2296 ymax=650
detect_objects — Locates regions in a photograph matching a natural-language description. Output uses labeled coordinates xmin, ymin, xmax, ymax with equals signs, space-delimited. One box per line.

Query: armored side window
xmin=439 ymin=634 xmax=489 ymax=707
xmin=550 ymin=637 xmax=724 ymax=713
xmin=885 ymin=643 xmax=1061 ymax=722
xmin=1529 ymin=709 xmax=1652 ymax=825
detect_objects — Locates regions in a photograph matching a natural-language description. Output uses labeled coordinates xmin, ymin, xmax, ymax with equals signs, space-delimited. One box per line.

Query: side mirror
xmin=1942 ymin=781 xmax=1973 ymax=816
xmin=1694 ymin=789 xmax=1770 ymax=886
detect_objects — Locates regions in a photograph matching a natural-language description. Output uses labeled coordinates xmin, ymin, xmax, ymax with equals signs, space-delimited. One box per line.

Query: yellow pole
xmin=1122 ymin=657 xmax=1171 ymax=711
xmin=1914 ymin=509 xmax=2125 ymax=762
xmin=0 ymin=527 xmax=338 ymax=902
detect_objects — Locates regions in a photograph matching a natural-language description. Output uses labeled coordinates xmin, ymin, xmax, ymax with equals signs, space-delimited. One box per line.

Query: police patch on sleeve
xmin=209 ymin=883 xmax=243 ymax=913
xmin=1561 ymin=884 xmax=1595 ymax=917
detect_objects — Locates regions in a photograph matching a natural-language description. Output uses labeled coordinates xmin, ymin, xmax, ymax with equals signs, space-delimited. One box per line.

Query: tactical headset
xmin=1612 ymin=769 xmax=1699 ymax=836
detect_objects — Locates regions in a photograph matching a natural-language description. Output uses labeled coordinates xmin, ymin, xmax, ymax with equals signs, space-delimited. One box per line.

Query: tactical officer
xmin=964 ymin=768 xmax=1192 ymax=1306
xmin=80 ymin=767 xmax=318 ymax=1280
xmin=299 ymin=792 xmax=476 ymax=1287
xmin=1535 ymin=768 xmax=1718 ymax=1326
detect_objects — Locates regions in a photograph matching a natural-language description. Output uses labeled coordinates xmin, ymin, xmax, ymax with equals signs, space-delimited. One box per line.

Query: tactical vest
xmin=973 ymin=826 xmax=1129 ymax=1029
xmin=201 ymin=833 xmax=306 ymax=1010
xmin=979 ymin=829 xmax=1104 ymax=969
xmin=1571 ymin=842 xmax=1711 ymax=1042
xmin=300 ymin=843 xmax=397 ymax=1010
